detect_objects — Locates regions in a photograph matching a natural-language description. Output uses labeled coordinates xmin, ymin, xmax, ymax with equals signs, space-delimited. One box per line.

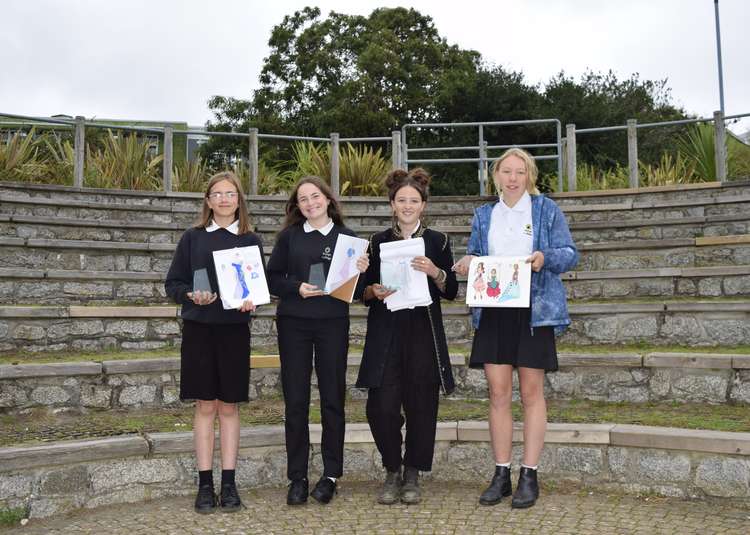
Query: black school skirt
xmin=469 ymin=307 xmax=557 ymax=372
xmin=180 ymin=320 xmax=251 ymax=403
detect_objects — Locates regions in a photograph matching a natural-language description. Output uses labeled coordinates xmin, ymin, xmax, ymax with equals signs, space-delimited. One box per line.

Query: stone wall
xmin=2 ymin=353 xmax=749 ymax=413
xmin=1 ymin=423 xmax=748 ymax=518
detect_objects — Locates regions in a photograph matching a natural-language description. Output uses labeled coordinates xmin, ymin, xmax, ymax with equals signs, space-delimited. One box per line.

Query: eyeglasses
xmin=208 ymin=191 xmax=238 ymax=200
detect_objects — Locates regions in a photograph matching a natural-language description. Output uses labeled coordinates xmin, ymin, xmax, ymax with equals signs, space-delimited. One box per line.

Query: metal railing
xmin=565 ymin=110 xmax=750 ymax=191
xmin=401 ymin=119 xmax=562 ymax=195
xmin=0 ymin=112 xmax=396 ymax=195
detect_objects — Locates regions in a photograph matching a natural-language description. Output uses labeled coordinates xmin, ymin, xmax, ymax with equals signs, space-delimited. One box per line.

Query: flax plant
xmin=0 ymin=128 xmax=46 ymax=181
xmin=85 ymin=130 xmax=163 ymax=190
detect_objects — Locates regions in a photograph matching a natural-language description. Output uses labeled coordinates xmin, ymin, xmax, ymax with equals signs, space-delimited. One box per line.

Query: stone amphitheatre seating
xmin=1 ymin=180 xmax=750 ymax=517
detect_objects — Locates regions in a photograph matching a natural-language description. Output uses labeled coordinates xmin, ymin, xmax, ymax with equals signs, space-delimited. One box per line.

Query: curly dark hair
xmin=385 ymin=167 xmax=431 ymax=201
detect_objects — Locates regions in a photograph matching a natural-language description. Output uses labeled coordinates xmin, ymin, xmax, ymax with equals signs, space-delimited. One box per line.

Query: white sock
xmin=327 ymin=476 xmax=336 ymax=483
xmin=495 ymin=462 xmax=510 ymax=468
xmin=521 ymin=464 xmax=538 ymax=470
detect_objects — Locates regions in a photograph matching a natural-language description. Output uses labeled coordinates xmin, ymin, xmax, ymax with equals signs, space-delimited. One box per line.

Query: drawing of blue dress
xmin=232 ymin=262 xmax=250 ymax=300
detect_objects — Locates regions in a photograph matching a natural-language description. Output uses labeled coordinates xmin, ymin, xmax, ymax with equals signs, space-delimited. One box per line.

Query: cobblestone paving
xmin=5 ymin=481 xmax=749 ymax=535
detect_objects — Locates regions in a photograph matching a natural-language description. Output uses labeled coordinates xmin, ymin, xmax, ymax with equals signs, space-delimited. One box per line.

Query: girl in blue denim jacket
xmin=453 ymin=148 xmax=578 ymax=509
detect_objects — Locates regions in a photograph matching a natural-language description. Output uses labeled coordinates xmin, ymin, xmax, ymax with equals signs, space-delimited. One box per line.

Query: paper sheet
xmin=212 ymin=245 xmax=270 ymax=309
xmin=324 ymin=233 xmax=369 ymax=302
xmin=380 ymin=237 xmax=432 ymax=311
xmin=466 ymin=256 xmax=530 ymax=308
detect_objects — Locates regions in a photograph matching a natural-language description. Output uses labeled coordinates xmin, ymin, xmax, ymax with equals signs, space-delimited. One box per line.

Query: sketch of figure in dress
xmin=231 ymin=261 xmax=250 ymax=300
xmin=486 ymin=267 xmax=501 ymax=298
xmin=472 ymin=261 xmax=486 ymax=300
xmin=498 ymin=263 xmax=521 ymax=303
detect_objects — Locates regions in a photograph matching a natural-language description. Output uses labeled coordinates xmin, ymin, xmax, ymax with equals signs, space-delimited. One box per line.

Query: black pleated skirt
xmin=469 ymin=307 xmax=558 ymax=371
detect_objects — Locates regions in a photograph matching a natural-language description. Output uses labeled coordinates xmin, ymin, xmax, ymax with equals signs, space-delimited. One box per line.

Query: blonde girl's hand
xmin=299 ymin=282 xmax=325 ymax=299
xmin=526 ymin=251 xmax=545 ymax=272
xmin=187 ymin=290 xmax=217 ymax=306
xmin=451 ymin=255 xmax=475 ymax=277
xmin=238 ymin=300 xmax=256 ymax=313
xmin=355 ymin=253 xmax=369 ymax=273
xmin=411 ymin=255 xmax=439 ymax=278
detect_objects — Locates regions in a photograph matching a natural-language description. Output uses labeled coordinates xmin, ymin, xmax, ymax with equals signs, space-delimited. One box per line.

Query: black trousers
xmin=277 ymin=315 xmax=349 ymax=480
xmin=366 ymin=309 xmax=440 ymax=473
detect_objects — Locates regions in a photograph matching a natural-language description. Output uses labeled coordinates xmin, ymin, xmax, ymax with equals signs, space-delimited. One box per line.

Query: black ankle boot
xmin=511 ymin=467 xmax=539 ymax=509
xmin=478 ymin=465 xmax=512 ymax=506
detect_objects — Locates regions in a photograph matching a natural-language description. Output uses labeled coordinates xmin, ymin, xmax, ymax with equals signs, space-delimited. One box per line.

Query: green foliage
xmin=0 ymin=128 xmax=46 ymax=181
xmin=173 ymin=157 xmax=210 ymax=192
xmin=39 ymin=133 xmax=76 ymax=185
xmin=638 ymin=152 xmax=698 ymax=186
xmin=677 ymin=124 xmax=716 ymax=180
xmin=85 ymin=130 xmax=163 ymax=190
xmin=570 ymin=163 xmax=630 ymax=192
xmin=339 ymin=144 xmax=388 ymax=196
xmin=0 ymin=507 xmax=26 ymax=527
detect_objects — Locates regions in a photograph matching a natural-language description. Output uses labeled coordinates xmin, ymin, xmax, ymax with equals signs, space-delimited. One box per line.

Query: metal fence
xmin=401 ymin=119 xmax=562 ymax=195
xmin=2 ymin=110 xmax=749 ymax=195
xmin=565 ymin=110 xmax=750 ymax=191
xmin=0 ymin=112 xmax=396 ymax=195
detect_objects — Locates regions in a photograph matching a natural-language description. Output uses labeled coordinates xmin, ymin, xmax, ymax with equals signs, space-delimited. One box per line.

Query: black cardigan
xmin=355 ymin=227 xmax=458 ymax=394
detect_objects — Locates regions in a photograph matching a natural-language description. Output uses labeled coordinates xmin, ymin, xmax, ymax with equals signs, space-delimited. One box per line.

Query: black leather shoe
xmin=287 ymin=478 xmax=309 ymax=505
xmin=219 ymin=482 xmax=242 ymax=513
xmin=511 ymin=467 xmax=539 ymax=509
xmin=194 ymin=484 xmax=217 ymax=514
xmin=478 ymin=466 xmax=512 ymax=506
xmin=310 ymin=477 xmax=337 ymax=504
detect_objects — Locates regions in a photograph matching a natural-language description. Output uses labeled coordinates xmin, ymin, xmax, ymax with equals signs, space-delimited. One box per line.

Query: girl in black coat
xmin=356 ymin=168 xmax=457 ymax=505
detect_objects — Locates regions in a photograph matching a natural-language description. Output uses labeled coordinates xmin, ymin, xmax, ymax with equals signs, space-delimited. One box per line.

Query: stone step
xmin=2 ymin=210 xmax=749 ymax=245
xmin=2 ymin=234 xmax=750 ymax=273
xmin=1 ymin=349 xmax=749 ymax=413
xmin=2 ymin=265 xmax=750 ymax=305
xmin=3 ymin=182 xmax=750 ymax=229
xmin=1 ymin=298 xmax=748 ymax=353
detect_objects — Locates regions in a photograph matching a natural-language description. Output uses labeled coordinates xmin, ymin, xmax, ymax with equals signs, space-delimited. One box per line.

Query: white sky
xmin=2 ymin=0 xmax=748 ymax=134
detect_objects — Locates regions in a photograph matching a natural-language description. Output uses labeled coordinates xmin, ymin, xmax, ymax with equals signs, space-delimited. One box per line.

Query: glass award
xmin=308 ymin=263 xmax=326 ymax=291
xmin=192 ymin=268 xmax=212 ymax=293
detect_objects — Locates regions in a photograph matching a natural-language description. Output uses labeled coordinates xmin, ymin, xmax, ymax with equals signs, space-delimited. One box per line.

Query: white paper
xmin=212 ymin=245 xmax=270 ymax=309
xmin=324 ymin=234 xmax=369 ymax=294
xmin=380 ymin=237 xmax=432 ymax=311
xmin=466 ymin=256 xmax=531 ymax=308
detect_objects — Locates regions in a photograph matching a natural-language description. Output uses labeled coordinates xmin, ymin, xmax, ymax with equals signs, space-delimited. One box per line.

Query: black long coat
xmin=355 ymin=227 xmax=458 ymax=394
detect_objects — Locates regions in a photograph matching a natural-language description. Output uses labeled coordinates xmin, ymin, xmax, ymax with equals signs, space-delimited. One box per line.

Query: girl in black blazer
xmin=267 ymin=176 xmax=368 ymax=506
xmin=356 ymin=168 xmax=457 ymax=505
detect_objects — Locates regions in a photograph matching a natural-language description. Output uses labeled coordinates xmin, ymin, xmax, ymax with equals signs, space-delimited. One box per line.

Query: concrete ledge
xmin=733 ymin=355 xmax=750 ymax=369
xmin=610 ymin=424 xmax=750 ymax=455
xmin=0 ymin=306 xmax=67 ymax=318
xmin=644 ymin=352 xmax=734 ymax=369
xmin=0 ymin=436 xmax=149 ymax=472
xmin=696 ymin=234 xmax=750 ymax=246
xmin=558 ymin=352 xmax=642 ymax=367
xmin=665 ymin=301 xmax=750 ymax=312
xmin=69 ymin=306 xmax=179 ymax=318
xmin=102 ymin=357 xmax=179 ymax=374
xmin=570 ymin=303 xmax=665 ymax=314
xmin=0 ymin=361 xmax=101 ymax=379
xmin=456 ymin=421 xmax=614 ymax=445
xmin=46 ymin=269 xmax=164 ymax=281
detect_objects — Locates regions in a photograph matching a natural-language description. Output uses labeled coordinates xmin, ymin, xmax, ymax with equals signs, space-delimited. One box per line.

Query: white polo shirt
xmin=488 ymin=191 xmax=533 ymax=256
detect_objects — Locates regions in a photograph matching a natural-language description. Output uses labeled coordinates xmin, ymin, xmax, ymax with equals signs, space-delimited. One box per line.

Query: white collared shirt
xmin=401 ymin=221 xmax=420 ymax=239
xmin=488 ymin=191 xmax=533 ymax=256
xmin=303 ymin=219 xmax=334 ymax=236
xmin=206 ymin=219 xmax=239 ymax=235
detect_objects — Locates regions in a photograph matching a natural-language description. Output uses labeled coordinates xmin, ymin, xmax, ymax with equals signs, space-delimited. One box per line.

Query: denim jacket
xmin=466 ymin=194 xmax=578 ymax=334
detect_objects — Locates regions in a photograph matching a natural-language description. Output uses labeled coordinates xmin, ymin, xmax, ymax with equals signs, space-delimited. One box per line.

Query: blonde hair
xmin=490 ymin=147 xmax=540 ymax=195
xmin=195 ymin=171 xmax=252 ymax=234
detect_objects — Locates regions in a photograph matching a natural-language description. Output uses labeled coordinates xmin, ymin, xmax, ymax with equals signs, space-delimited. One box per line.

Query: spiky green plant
xmin=571 ymin=163 xmax=629 ymax=191
xmin=339 ymin=144 xmax=388 ymax=196
xmin=40 ymin=133 xmax=76 ymax=185
xmin=638 ymin=152 xmax=697 ymax=186
xmin=85 ymin=130 xmax=163 ymax=190
xmin=173 ymin=156 xmax=210 ymax=192
xmin=677 ymin=124 xmax=716 ymax=181
xmin=0 ymin=128 xmax=46 ymax=181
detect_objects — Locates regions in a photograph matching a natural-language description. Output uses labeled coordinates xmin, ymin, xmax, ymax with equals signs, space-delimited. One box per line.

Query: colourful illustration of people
xmin=498 ymin=263 xmax=520 ymax=303
xmin=485 ymin=268 xmax=501 ymax=298
xmin=472 ymin=262 xmax=486 ymax=299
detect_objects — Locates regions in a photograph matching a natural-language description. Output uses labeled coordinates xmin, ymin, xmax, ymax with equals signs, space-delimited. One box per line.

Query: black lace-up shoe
xmin=219 ymin=482 xmax=242 ymax=512
xmin=287 ymin=478 xmax=309 ymax=505
xmin=310 ymin=477 xmax=337 ymax=504
xmin=194 ymin=484 xmax=217 ymax=514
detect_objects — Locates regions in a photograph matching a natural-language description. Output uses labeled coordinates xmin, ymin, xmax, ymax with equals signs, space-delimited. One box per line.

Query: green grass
xmin=2 ymin=398 xmax=748 ymax=448
xmin=0 ymin=507 xmax=26 ymax=527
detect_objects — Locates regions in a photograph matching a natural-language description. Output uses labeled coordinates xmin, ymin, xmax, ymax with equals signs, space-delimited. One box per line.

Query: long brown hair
xmin=195 ymin=171 xmax=252 ymax=234
xmin=281 ymin=176 xmax=345 ymax=231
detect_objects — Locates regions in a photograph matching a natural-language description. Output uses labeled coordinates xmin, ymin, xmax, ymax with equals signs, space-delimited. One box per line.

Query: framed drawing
xmin=212 ymin=245 xmax=270 ymax=309
xmin=466 ymin=256 xmax=531 ymax=308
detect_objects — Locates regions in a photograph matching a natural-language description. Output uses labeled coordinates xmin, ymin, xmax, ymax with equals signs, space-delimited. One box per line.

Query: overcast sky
xmin=2 ymin=0 xmax=748 ymax=134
